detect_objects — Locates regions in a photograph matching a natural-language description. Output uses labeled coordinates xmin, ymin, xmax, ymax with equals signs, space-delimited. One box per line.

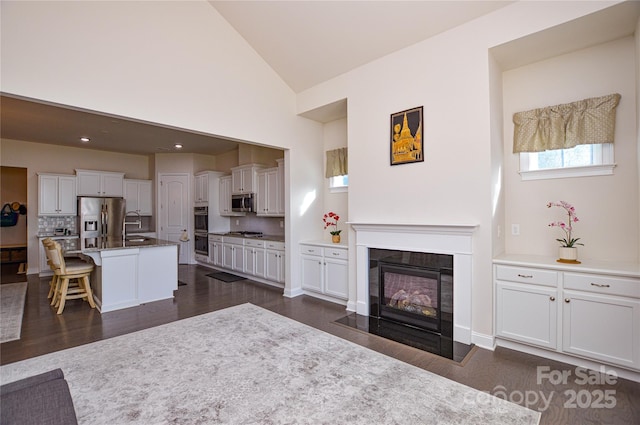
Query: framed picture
xmin=390 ymin=106 xmax=423 ymax=166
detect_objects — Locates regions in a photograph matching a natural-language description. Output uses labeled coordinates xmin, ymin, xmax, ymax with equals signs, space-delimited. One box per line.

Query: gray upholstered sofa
xmin=0 ymin=368 xmax=78 ymax=425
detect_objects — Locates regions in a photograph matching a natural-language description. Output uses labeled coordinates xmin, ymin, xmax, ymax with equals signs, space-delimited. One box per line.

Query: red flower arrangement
xmin=323 ymin=211 xmax=341 ymax=236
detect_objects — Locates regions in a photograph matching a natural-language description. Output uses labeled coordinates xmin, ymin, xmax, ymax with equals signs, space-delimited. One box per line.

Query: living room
xmin=1 ymin=1 xmax=639 ymax=424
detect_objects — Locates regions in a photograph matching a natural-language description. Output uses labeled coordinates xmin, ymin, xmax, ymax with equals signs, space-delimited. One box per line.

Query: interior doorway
xmin=1 ymin=166 xmax=28 ymax=283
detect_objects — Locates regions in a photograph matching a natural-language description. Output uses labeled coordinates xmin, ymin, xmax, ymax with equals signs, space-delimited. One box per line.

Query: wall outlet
xmin=235 ymin=219 xmax=240 ymax=225
xmin=511 ymin=224 xmax=520 ymax=236
xmin=280 ymin=220 xmax=284 ymax=228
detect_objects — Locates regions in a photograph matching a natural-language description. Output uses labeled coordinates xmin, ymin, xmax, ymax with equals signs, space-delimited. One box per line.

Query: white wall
xmin=0 ymin=0 xmax=324 ymax=295
xmin=0 ymin=138 xmax=150 ymax=271
xmin=502 ymin=37 xmax=638 ymax=262
xmin=323 ymin=118 xmax=348 ymax=244
xmin=296 ymin=1 xmax=634 ymax=340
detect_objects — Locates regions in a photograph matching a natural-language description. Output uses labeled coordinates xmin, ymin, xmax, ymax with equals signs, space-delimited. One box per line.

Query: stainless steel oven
xmin=194 ymin=206 xmax=208 ymax=233
xmin=194 ymin=232 xmax=208 ymax=256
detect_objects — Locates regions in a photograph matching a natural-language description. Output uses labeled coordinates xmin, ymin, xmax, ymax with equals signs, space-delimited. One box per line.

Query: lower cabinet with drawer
xmin=494 ymin=258 xmax=640 ymax=372
xmin=300 ymin=243 xmax=348 ymax=302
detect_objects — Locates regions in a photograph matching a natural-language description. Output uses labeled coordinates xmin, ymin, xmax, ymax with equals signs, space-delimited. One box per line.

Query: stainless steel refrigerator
xmin=78 ymin=197 xmax=126 ymax=249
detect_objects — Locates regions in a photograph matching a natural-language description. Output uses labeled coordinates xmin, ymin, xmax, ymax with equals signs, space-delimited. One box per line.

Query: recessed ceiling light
xmin=80 ymin=137 xmax=90 ymax=143
xmin=174 ymin=143 xmax=183 ymax=149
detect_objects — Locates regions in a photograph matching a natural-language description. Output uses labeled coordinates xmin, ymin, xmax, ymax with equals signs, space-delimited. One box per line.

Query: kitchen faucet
xmin=123 ymin=211 xmax=142 ymax=238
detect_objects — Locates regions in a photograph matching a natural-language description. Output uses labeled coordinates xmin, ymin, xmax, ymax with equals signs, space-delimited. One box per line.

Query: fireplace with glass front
xmin=368 ymin=249 xmax=456 ymax=357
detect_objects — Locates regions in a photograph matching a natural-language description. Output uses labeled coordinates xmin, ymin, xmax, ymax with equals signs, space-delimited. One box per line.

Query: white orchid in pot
xmin=547 ymin=201 xmax=583 ymax=263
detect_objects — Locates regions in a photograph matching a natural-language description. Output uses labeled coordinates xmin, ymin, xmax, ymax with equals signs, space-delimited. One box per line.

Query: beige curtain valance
xmin=325 ymin=147 xmax=348 ymax=178
xmin=512 ymin=93 xmax=621 ymax=153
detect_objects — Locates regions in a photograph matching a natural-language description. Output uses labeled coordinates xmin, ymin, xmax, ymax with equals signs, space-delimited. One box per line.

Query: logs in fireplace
xmin=368 ymin=249 xmax=458 ymax=358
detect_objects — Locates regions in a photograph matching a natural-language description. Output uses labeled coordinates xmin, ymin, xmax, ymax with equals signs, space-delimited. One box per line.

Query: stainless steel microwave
xmin=231 ymin=194 xmax=255 ymax=213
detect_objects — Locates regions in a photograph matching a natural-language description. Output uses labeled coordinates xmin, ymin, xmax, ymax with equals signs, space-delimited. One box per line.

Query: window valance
xmin=512 ymin=93 xmax=621 ymax=153
xmin=325 ymin=147 xmax=348 ymax=178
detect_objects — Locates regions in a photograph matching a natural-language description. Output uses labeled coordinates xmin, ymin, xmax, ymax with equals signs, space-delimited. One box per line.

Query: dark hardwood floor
xmin=1 ymin=264 xmax=638 ymax=424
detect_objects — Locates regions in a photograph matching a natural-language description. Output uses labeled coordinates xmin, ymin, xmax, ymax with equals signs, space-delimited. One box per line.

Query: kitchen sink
xmin=125 ymin=236 xmax=148 ymax=242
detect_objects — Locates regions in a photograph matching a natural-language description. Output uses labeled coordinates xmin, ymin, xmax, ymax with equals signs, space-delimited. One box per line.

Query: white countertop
xmin=494 ymin=253 xmax=640 ymax=278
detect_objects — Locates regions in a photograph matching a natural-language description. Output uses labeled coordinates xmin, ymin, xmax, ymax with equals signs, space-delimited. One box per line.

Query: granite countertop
xmin=209 ymin=232 xmax=285 ymax=243
xmin=37 ymin=233 xmax=80 ymax=238
xmin=70 ymin=237 xmax=178 ymax=253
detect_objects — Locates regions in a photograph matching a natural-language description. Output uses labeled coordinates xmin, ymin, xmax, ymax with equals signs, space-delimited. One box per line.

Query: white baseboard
xmin=472 ymin=331 xmax=496 ymax=351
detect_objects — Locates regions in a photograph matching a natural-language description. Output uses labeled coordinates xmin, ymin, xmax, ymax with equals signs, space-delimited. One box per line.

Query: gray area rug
xmin=0 ymin=303 xmax=540 ymax=424
xmin=0 ymin=282 xmax=27 ymax=343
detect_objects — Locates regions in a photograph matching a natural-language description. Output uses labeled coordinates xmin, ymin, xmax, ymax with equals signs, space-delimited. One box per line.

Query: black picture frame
xmin=390 ymin=106 xmax=423 ymax=166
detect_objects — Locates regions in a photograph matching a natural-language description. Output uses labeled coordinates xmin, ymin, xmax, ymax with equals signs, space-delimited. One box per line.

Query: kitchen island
xmin=76 ymin=236 xmax=178 ymax=313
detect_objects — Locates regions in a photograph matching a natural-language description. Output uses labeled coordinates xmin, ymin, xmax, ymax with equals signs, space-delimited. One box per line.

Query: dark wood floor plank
xmin=1 ymin=264 xmax=638 ymax=425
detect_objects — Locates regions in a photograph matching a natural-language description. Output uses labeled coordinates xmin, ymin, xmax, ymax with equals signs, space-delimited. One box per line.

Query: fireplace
xmin=374 ymin=251 xmax=451 ymax=336
xmin=349 ymin=223 xmax=476 ymax=346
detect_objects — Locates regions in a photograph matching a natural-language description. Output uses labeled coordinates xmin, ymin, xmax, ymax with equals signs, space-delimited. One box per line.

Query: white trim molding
xmin=349 ymin=222 xmax=477 ymax=345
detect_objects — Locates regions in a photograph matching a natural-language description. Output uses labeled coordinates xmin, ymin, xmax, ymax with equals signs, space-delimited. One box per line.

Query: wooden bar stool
xmin=42 ymin=238 xmax=84 ymax=302
xmin=45 ymin=240 xmax=96 ymax=314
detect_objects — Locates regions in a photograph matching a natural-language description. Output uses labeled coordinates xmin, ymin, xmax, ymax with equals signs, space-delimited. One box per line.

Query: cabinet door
xmin=265 ymin=249 xmax=280 ymax=282
xmin=254 ymin=248 xmax=266 ymax=278
xmin=102 ymin=173 xmax=124 ymax=196
xmin=256 ymin=172 xmax=268 ymax=215
xmin=77 ymin=171 xmax=101 ymax=196
xmin=324 ymin=258 xmax=348 ymax=299
xmin=266 ymin=170 xmax=279 ymax=215
xmin=277 ymin=162 xmax=285 ymax=214
xmin=222 ymin=244 xmax=234 ymax=269
xmin=219 ymin=177 xmax=232 ymax=215
xmin=241 ymin=168 xmax=255 ymax=193
xmin=496 ymin=282 xmax=558 ymax=349
xmin=244 ymin=247 xmax=256 ymax=275
xmin=301 ymin=254 xmax=323 ymax=293
xmin=123 ymin=180 xmax=140 ymax=212
xmin=57 ymin=176 xmax=77 ymax=215
xmin=137 ymin=181 xmax=152 ymax=215
xmin=231 ymin=168 xmax=244 ymax=194
xmin=39 ymin=175 xmax=59 ymax=215
xmin=563 ymin=290 xmax=640 ymax=369
xmin=232 ymin=244 xmax=244 ymax=272
xmin=194 ymin=174 xmax=208 ymax=204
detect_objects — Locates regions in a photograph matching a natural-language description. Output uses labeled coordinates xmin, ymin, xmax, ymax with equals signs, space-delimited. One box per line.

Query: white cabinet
xmin=562 ymin=272 xmax=640 ymax=370
xmin=265 ymin=241 xmax=285 ymax=283
xmin=256 ymin=167 xmax=283 ymax=217
xmin=222 ymin=237 xmax=244 ymax=272
xmin=209 ymin=235 xmax=223 ymax=266
xmin=300 ymin=243 xmax=348 ymax=300
xmin=76 ymin=169 xmax=124 ymax=197
xmin=231 ymin=164 xmax=263 ymax=195
xmin=123 ymin=179 xmax=152 ymax=215
xmin=38 ymin=174 xmax=77 ymax=216
xmin=244 ymin=239 xmax=266 ymax=278
xmin=219 ymin=176 xmax=244 ymax=216
xmin=194 ymin=172 xmax=211 ymax=206
xmin=494 ymin=259 xmax=640 ymax=371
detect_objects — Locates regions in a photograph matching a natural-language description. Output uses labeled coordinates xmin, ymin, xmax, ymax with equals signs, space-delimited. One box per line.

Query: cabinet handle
xmin=517 ymin=274 xmax=533 ymax=278
xmin=564 ymin=298 xmax=570 ymax=303
xmin=590 ymin=282 xmax=610 ymax=288
xmin=549 ymin=296 xmax=555 ymax=301
xmin=332 ymin=252 xmax=340 ymax=256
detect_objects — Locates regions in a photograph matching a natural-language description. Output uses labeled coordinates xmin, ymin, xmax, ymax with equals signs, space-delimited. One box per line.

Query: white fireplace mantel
xmin=349 ymin=222 xmax=478 ymax=345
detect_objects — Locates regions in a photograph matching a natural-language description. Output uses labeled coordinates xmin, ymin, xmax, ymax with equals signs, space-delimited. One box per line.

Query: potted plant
xmin=547 ymin=201 xmax=583 ymax=263
xmin=323 ymin=211 xmax=341 ymax=243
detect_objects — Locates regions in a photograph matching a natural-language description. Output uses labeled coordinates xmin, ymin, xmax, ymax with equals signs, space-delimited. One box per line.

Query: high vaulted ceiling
xmin=2 ymin=1 xmax=637 ymax=156
xmin=209 ymin=0 xmax=512 ymax=93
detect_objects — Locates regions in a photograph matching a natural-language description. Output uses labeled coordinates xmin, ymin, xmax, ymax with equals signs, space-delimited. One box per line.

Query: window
xmin=329 ymin=175 xmax=348 ymax=192
xmin=519 ymin=143 xmax=615 ymax=181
